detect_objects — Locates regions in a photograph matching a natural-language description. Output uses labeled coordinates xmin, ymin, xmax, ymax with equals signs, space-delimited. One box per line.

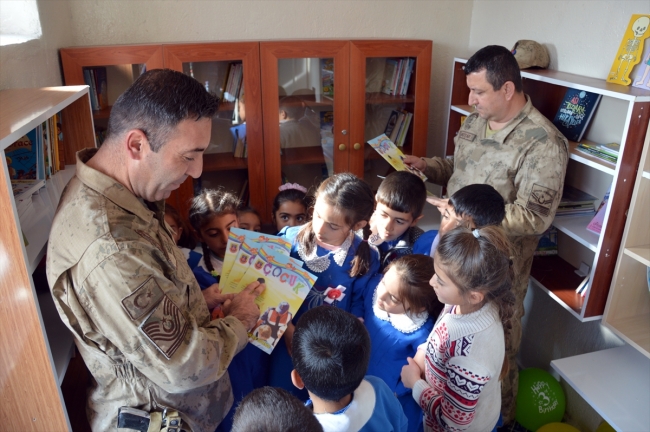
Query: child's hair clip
xmin=472 ymin=229 xmax=481 ymax=238
xmin=278 ymin=183 xmax=307 ymax=193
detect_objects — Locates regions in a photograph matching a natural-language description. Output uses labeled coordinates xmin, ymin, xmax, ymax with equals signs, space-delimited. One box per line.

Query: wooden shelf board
xmin=568 ymin=140 xmax=616 ymax=175
xmin=281 ymin=146 xmax=325 ymax=166
xmin=0 ymin=86 xmax=89 ymax=150
xmin=606 ymin=314 xmax=650 ymax=358
xmin=624 ymin=246 xmax=650 ymax=267
xmin=551 ymin=345 xmax=650 ymax=431
xmin=552 ymin=214 xmax=600 ymax=252
xmin=365 ymin=92 xmax=414 ymax=105
xmin=450 ymin=104 xmax=474 ymax=115
xmin=529 ymin=255 xmax=587 ymax=318
xmin=203 ymin=152 xmax=248 ymax=171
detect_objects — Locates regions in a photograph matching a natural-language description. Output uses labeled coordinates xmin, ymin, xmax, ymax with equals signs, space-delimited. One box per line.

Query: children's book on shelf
xmin=320 ymin=59 xmax=334 ymax=99
xmin=6 ymin=127 xmax=40 ymax=180
xmin=586 ymin=187 xmax=611 ymax=235
xmin=552 ymin=88 xmax=602 ymax=142
xmin=367 ymin=134 xmax=427 ymax=181
xmin=576 ymin=142 xmax=617 ymax=165
xmin=219 ymin=228 xmax=315 ymax=354
xmin=535 ymin=226 xmax=558 ymax=256
xmin=555 ymin=185 xmax=598 ymax=216
xmin=381 ymin=59 xmax=399 ymax=95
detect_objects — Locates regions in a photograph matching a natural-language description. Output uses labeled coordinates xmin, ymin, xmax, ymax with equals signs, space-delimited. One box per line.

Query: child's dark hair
xmin=164 ymin=203 xmax=196 ymax=249
xmin=435 ymin=226 xmax=516 ymax=379
xmin=449 ymin=184 xmax=505 ymax=228
xmin=237 ymin=205 xmax=261 ymax=225
xmin=232 ymin=386 xmax=323 ymax=432
xmin=385 ymin=254 xmax=443 ymax=319
xmin=292 ymin=306 xmax=371 ymax=402
xmin=376 ymin=171 xmax=427 ymax=219
xmin=272 ymin=184 xmax=311 ymax=222
xmin=189 ymin=188 xmax=239 ymax=273
xmin=296 ymin=173 xmax=374 ymax=277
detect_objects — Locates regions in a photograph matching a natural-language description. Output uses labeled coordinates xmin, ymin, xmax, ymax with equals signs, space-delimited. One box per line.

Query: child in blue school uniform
xmin=269 ymin=173 xmax=381 ymax=397
xmin=362 ymin=254 xmax=443 ymax=432
xmin=188 ymin=188 xmax=268 ymax=432
xmin=413 ymin=183 xmax=506 ymax=257
xmin=369 ymin=171 xmax=427 ymax=270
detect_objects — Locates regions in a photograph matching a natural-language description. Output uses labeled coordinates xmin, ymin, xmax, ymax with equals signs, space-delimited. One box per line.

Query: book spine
xmin=576 ymin=94 xmax=602 ymax=142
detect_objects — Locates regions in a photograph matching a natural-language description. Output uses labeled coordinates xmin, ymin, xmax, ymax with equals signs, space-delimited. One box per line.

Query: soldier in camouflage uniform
xmin=404 ymin=46 xmax=568 ymax=424
xmin=46 ymin=70 xmax=264 ymax=432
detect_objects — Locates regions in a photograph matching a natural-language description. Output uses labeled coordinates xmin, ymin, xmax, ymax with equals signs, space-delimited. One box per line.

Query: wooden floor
xmin=60 ymin=350 xmax=91 ymax=432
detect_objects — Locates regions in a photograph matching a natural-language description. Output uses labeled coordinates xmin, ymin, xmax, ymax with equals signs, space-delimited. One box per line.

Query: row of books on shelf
xmin=231 ymin=123 xmax=247 ymax=158
xmin=222 ymin=63 xmax=244 ymax=103
xmin=575 ymin=142 xmax=620 ymax=165
xmin=381 ymin=58 xmax=415 ymax=96
xmin=383 ymin=109 xmax=413 ymax=147
xmin=83 ymin=67 xmax=108 ymax=111
xmin=320 ymin=59 xmax=334 ymax=99
xmin=6 ymin=114 xmax=65 ymax=185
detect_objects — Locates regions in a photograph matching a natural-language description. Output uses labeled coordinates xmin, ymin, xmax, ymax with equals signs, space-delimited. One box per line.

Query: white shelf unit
xmin=0 ymin=86 xmax=95 ymax=430
xmin=445 ymin=58 xmax=650 ymax=321
xmin=550 ymin=344 xmax=650 ymax=432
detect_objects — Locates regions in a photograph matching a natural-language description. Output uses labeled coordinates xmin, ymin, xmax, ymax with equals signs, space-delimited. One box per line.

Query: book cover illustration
xmin=367 ymin=134 xmax=427 ymax=182
xmin=241 ymin=249 xmax=316 ymax=354
xmin=552 ymin=88 xmax=602 ymax=142
xmin=321 ymin=58 xmax=334 ymax=99
xmin=586 ymin=187 xmax=611 ymax=235
xmin=607 ymin=14 xmax=650 ymax=86
xmin=6 ymin=128 xmax=39 ymax=180
xmin=535 ymin=226 xmax=558 ymax=256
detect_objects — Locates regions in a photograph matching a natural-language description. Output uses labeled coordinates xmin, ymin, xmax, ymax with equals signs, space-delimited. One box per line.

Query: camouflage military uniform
xmin=422 ymin=96 xmax=568 ymax=422
xmin=46 ymin=149 xmax=249 ymax=432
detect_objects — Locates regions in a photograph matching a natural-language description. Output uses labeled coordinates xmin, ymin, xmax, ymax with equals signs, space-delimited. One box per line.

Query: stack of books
xmin=576 ymin=142 xmax=619 ymax=165
xmin=383 ymin=110 xmax=413 ymax=147
xmin=222 ymin=63 xmax=243 ymax=103
xmin=555 ymin=185 xmax=598 ymax=216
xmin=82 ymin=67 xmax=108 ymax=111
xmin=381 ymin=58 xmax=415 ymax=96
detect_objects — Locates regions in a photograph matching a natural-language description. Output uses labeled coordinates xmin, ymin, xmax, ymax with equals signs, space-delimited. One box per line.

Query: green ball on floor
xmin=515 ymin=368 xmax=566 ymax=431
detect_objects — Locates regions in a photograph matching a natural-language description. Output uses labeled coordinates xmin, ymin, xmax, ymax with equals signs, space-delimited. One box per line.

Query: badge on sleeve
xmin=526 ymin=184 xmax=557 ymax=217
xmin=121 ymin=276 xmax=164 ymax=320
xmin=140 ymin=294 xmax=189 ymax=359
xmin=458 ymin=131 xmax=476 ymax=142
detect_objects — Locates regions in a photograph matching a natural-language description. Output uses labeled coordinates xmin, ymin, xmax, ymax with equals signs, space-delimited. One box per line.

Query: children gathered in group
xmin=165 ymin=170 xmax=510 ymax=432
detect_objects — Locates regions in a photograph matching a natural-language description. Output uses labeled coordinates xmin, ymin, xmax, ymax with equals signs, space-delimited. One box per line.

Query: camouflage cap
xmin=511 ymin=40 xmax=550 ymax=69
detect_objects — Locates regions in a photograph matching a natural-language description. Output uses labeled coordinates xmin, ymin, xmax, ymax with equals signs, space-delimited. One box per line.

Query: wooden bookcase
xmin=446 ymin=58 xmax=650 ymax=321
xmin=0 ymin=86 xmax=95 ymax=430
xmin=61 ymin=40 xmax=432 ymax=223
xmin=603 ymin=121 xmax=650 ymax=356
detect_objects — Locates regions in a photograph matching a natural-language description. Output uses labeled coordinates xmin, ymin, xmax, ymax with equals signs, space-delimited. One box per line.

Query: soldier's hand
xmin=222 ymin=280 xmax=266 ymax=331
xmin=402 ymin=154 xmax=427 ymax=172
xmin=202 ymin=283 xmax=235 ymax=310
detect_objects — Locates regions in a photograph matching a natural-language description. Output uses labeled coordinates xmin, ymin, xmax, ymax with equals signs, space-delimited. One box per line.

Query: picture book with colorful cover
xmin=552 ymin=88 xmax=602 ymax=142
xmin=586 ymin=187 xmax=611 ymax=235
xmin=238 ymin=249 xmax=316 ymax=354
xmin=367 ymin=134 xmax=427 ymax=182
xmin=6 ymin=127 xmax=40 ymax=180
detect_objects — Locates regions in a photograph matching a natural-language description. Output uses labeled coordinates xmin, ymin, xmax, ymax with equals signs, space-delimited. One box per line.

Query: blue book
xmin=552 ymin=88 xmax=602 ymax=142
xmin=6 ymin=128 xmax=39 ymax=180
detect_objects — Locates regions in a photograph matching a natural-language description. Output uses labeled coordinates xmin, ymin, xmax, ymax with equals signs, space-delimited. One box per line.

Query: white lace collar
xmin=297 ymin=231 xmax=354 ymax=273
xmin=372 ymin=287 xmax=429 ymax=333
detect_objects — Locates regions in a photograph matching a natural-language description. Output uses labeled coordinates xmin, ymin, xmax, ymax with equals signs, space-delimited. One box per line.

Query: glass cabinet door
xmin=261 ymin=41 xmax=350 ymax=213
xmin=163 ymin=43 xmax=264 ymax=219
xmin=349 ymin=41 xmax=432 ymax=191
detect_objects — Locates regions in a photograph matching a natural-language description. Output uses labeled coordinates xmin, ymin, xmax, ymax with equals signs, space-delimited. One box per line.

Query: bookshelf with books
xmin=446 ymin=58 xmax=650 ymax=320
xmin=0 ymin=86 xmax=95 ymax=430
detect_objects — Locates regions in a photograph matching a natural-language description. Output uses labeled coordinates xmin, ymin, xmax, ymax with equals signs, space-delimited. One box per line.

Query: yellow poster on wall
xmin=607 ymin=14 xmax=650 ymax=86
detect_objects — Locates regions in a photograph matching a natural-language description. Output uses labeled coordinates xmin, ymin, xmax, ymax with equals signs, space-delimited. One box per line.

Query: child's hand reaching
xmin=401 ymin=357 xmax=422 ymax=389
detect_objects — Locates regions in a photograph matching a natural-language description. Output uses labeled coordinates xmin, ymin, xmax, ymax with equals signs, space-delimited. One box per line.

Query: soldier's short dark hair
xmin=279 ymin=96 xmax=305 ymax=120
xmin=449 ymin=184 xmax=505 ymax=228
xmin=292 ymin=306 xmax=370 ymax=402
xmin=106 ymin=69 xmax=219 ymax=152
xmin=231 ymin=386 xmax=323 ymax=432
xmin=376 ymin=170 xmax=427 ymax=219
xmin=464 ymin=45 xmax=523 ymax=93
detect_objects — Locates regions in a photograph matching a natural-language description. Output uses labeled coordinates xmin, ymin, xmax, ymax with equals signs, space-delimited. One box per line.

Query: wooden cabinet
xmin=0 ymin=86 xmax=95 ymax=430
xmin=60 ymin=40 xmax=432 ymax=223
xmin=446 ymin=58 xmax=650 ymax=320
xmin=603 ymin=121 xmax=650 ymax=356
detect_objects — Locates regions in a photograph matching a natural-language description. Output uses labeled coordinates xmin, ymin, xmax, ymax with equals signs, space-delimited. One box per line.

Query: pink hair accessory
xmin=278 ymin=183 xmax=307 ymax=193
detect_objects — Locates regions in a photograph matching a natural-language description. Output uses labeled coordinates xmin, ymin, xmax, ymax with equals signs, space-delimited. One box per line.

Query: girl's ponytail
xmin=350 ymin=223 xmax=372 ymax=277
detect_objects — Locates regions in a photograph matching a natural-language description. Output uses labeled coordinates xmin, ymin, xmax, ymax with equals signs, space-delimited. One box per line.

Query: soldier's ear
xmin=502 ymin=81 xmax=516 ymax=101
xmin=125 ymin=129 xmax=148 ymax=160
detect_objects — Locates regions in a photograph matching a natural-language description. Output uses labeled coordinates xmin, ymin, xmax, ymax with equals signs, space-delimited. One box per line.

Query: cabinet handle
xmin=353 ymin=143 xmax=361 ymax=150
xmin=339 ymin=144 xmax=347 ymax=151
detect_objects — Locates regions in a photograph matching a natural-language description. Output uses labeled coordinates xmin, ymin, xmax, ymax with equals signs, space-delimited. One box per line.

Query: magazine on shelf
xmin=552 ymin=88 xmax=602 ymax=142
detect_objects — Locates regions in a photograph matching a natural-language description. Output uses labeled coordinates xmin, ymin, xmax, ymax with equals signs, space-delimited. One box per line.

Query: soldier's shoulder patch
xmin=121 ymin=276 xmax=164 ymax=320
xmin=526 ymin=183 xmax=557 ymax=217
xmin=458 ymin=131 xmax=476 ymax=142
xmin=139 ymin=294 xmax=189 ymax=360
